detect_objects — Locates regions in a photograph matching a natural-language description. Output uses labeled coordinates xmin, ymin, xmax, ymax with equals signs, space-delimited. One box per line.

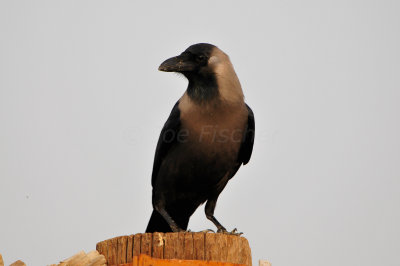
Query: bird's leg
xmin=205 ymin=199 xmax=227 ymax=233
xmin=154 ymin=205 xmax=185 ymax=232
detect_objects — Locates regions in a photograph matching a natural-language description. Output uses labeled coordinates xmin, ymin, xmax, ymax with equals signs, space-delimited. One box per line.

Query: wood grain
xmin=163 ymin=232 xmax=185 ymax=259
xmin=152 ymin=232 xmax=165 ymax=259
xmin=117 ymin=235 xmax=128 ymax=264
xmin=193 ymin=232 xmax=205 ymax=260
xmin=205 ymin=233 xmax=229 ymax=262
xmin=183 ymin=232 xmax=194 ymax=260
xmin=96 ymin=232 xmax=251 ymax=265
xmin=226 ymin=235 xmax=239 ymax=263
xmin=238 ymin=237 xmax=252 ymax=266
xmin=132 ymin=233 xmax=142 ymax=257
xmin=107 ymin=237 xmax=118 ymax=265
xmin=96 ymin=240 xmax=107 ymax=262
xmin=140 ymin=233 xmax=152 ymax=256
xmin=50 ymin=250 xmax=106 ymax=266
xmin=126 ymin=235 xmax=134 ymax=263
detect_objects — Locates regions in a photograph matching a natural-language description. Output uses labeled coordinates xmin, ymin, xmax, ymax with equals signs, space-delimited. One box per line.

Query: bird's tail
xmin=145 ymin=210 xmax=173 ymax=233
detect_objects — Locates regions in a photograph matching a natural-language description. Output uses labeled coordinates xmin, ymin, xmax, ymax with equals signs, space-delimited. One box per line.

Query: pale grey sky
xmin=1 ymin=1 xmax=399 ymax=265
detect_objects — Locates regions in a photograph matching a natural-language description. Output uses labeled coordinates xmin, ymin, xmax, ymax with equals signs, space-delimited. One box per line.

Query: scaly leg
xmin=205 ymin=198 xmax=227 ymax=233
xmin=154 ymin=205 xmax=185 ymax=232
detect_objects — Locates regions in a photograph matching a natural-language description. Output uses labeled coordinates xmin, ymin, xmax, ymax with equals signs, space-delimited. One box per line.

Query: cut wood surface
xmin=96 ymin=232 xmax=252 ymax=266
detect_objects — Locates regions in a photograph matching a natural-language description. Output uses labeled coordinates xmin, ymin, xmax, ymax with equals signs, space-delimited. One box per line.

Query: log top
xmin=96 ymin=232 xmax=252 ymax=266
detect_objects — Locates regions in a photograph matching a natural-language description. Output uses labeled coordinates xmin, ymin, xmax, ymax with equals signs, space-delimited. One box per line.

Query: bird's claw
xmin=217 ymin=228 xmax=227 ymax=233
xmin=230 ymin=228 xmax=243 ymax=236
xmin=199 ymin=229 xmax=215 ymax=233
xmin=218 ymin=228 xmax=243 ymax=236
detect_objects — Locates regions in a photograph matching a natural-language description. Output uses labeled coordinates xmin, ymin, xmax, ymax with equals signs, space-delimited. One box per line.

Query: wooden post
xmin=96 ymin=232 xmax=252 ymax=266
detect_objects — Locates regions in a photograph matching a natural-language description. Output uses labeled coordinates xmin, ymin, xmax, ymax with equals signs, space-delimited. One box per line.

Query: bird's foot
xmin=218 ymin=228 xmax=243 ymax=236
xmin=216 ymin=226 xmax=227 ymax=234
xmin=229 ymin=228 xmax=243 ymax=236
xmin=199 ymin=229 xmax=215 ymax=233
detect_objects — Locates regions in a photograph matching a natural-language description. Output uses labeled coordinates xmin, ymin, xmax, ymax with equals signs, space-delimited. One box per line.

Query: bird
xmin=145 ymin=43 xmax=255 ymax=233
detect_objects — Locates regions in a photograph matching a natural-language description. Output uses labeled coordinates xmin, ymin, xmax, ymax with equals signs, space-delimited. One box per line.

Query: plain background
xmin=1 ymin=1 xmax=399 ymax=265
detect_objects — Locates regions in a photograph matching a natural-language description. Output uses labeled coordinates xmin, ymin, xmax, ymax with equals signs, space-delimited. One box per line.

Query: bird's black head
xmin=159 ymin=43 xmax=215 ymax=73
xmin=159 ymin=43 xmax=219 ymax=103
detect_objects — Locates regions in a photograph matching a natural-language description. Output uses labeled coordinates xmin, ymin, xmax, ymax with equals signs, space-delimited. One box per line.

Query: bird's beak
xmin=158 ymin=54 xmax=196 ymax=72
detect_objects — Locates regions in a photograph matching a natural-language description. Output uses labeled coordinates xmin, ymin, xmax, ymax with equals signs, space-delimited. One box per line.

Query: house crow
xmin=146 ymin=43 xmax=255 ymax=233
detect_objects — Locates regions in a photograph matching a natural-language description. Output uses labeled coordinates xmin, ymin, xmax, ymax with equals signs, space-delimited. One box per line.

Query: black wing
xmin=151 ymin=101 xmax=181 ymax=186
xmin=238 ymin=104 xmax=255 ymax=165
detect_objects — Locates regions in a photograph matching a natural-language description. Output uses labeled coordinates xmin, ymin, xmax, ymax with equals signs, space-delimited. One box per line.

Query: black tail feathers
xmin=145 ymin=210 xmax=173 ymax=233
xmin=145 ymin=210 xmax=191 ymax=233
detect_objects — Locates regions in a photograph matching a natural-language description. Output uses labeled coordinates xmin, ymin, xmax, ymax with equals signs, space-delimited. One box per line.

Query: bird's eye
xmin=197 ymin=55 xmax=206 ymax=62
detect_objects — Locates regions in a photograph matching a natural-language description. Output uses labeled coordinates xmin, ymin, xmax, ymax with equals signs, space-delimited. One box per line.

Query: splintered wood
xmin=96 ymin=232 xmax=252 ymax=266
xmin=9 ymin=261 xmax=26 ymax=266
xmin=49 ymin=250 xmax=106 ymax=266
xmin=259 ymin=260 xmax=272 ymax=266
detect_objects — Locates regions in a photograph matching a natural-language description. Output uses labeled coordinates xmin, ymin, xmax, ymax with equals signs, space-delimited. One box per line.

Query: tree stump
xmin=96 ymin=232 xmax=252 ymax=266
